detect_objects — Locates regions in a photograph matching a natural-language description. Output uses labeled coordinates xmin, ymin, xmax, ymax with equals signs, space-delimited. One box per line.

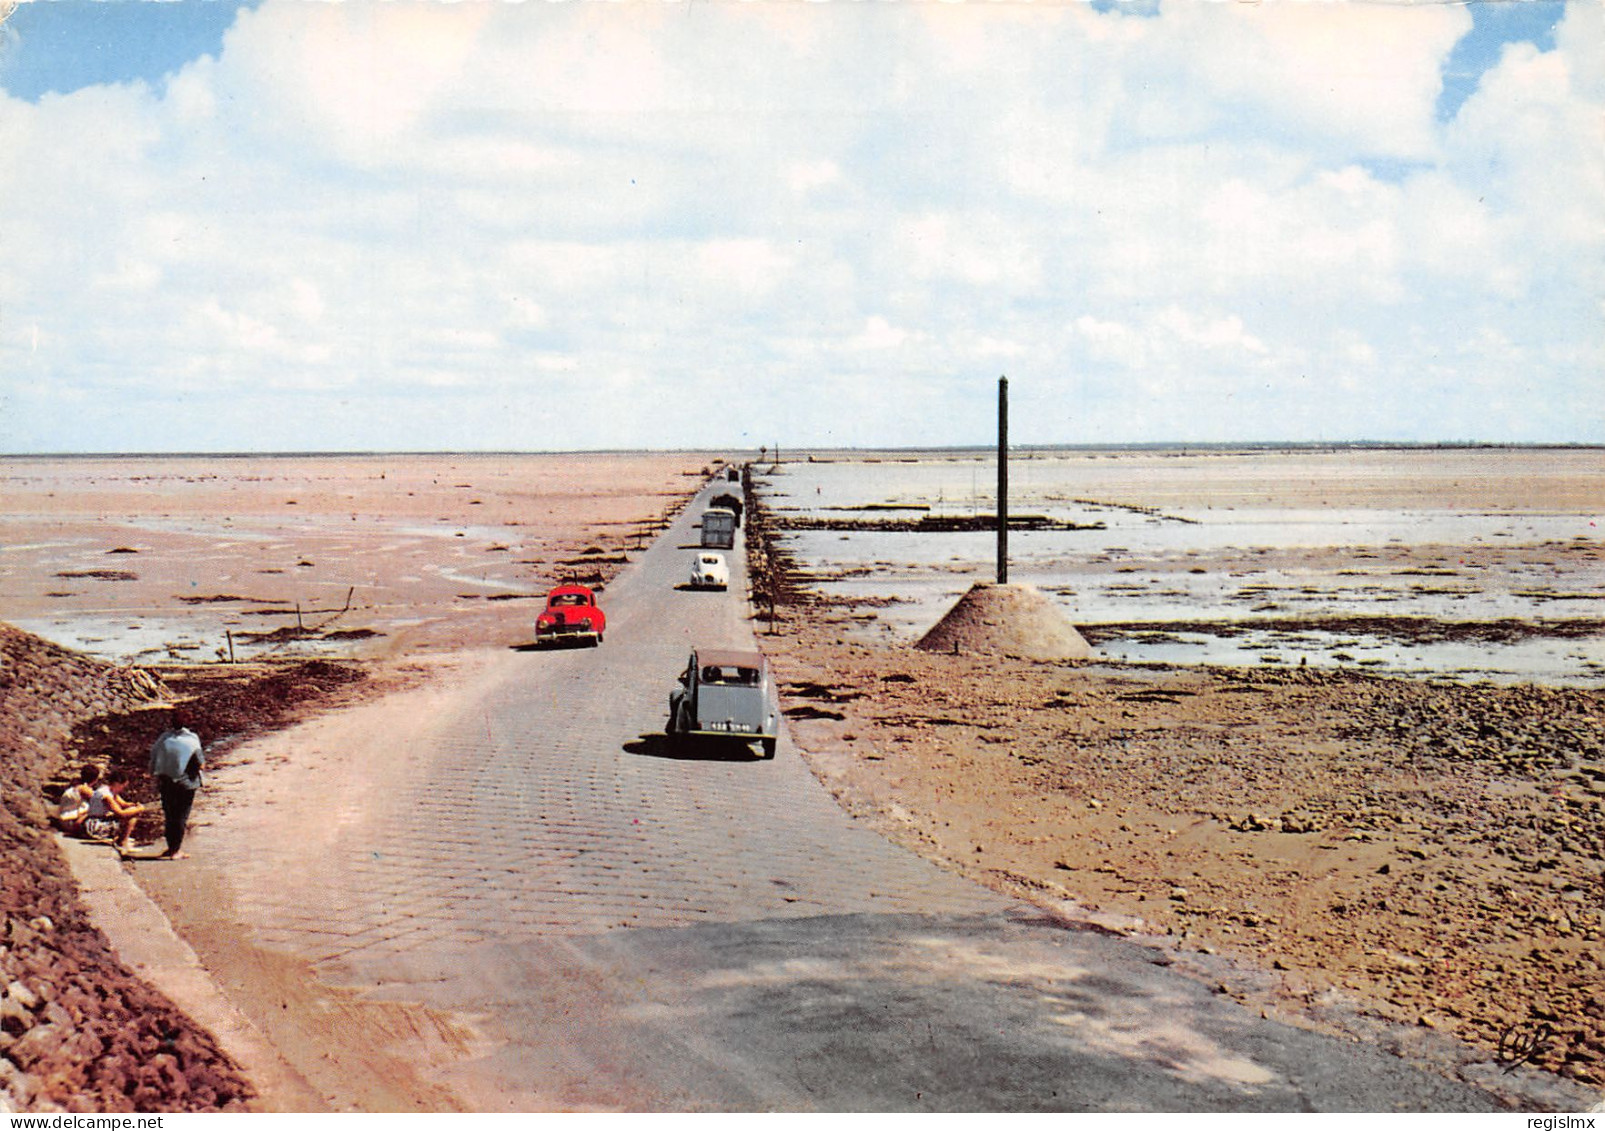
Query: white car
xmin=689 ymin=552 xmax=729 ymax=590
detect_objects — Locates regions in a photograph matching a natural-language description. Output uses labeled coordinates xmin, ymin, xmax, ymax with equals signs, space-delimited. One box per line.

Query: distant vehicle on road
xmin=725 ymin=466 xmax=740 ymax=482
xmin=700 ymin=507 xmax=737 ymax=549
xmin=688 ymin=552 xmax=730 ymax=590
xmin=709 ymin=492 xmax=743 ymax=525
xmin=667 ymin=648 xmax=778 ymax=758
xmin=534 ymin=583 xmax=605 ymax=646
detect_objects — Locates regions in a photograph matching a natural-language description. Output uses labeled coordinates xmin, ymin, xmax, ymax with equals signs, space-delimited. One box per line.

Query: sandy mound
xmin=915 ymin=582 xmax=1092 ymax=660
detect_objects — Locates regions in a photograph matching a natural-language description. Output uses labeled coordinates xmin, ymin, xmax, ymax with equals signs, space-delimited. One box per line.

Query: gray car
xmin=667 ymin=647 xmax=779 ymax=758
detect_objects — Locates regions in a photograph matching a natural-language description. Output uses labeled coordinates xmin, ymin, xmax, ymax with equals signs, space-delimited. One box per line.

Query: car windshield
xmin=550 ymin=593 xmax=588 ymax=607
xmin=702 ymin=665 xmax=760 ymax=686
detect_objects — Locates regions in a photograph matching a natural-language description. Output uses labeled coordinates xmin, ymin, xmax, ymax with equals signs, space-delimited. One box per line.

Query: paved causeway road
xmin=195 ymin=477 xmax=1521 ymax=1111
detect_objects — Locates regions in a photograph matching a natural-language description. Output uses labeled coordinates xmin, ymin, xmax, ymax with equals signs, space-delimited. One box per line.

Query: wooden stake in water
xmin=997 ymin=375 xmax=1009 ymax=584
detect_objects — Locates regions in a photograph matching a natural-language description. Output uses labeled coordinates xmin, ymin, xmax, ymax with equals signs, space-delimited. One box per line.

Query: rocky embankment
xmin=0 ymin=624 xmax=253 ymax=1112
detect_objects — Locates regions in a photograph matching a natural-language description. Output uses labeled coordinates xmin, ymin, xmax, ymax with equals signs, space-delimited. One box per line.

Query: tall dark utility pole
xmin=997 ymin=375 xmax=1008 ymax=584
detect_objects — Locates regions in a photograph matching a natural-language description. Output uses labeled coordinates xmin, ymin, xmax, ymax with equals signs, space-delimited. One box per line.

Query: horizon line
xmin=2 ymin=440 xmax=1603 ymax=459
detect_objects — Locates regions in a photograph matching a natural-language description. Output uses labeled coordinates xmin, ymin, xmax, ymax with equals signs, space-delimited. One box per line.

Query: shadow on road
xmin=624 ymin=733 xmax=768 ymax=763
xmin=509 ymin=637 xmax=601 ymax=653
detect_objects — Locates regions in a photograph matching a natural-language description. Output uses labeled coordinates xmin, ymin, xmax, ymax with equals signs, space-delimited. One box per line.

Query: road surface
xmin=166 ymin=476 xmax=1525 ymax=1111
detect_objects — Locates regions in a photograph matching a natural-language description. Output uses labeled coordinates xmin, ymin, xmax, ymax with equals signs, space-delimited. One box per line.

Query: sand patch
xmin=915 ymin=582 xmax=1093 ymax=661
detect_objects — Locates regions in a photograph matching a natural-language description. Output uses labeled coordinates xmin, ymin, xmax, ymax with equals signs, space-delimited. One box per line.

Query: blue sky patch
xmin=1438 ymin=0 xmax=1565 ymax=121
xmin=0 ymin=0 xmax=256 ymax=102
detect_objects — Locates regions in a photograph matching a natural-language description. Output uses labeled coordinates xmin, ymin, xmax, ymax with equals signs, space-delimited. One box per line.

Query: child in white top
xmin=55 ymin=763 xmax=99 ymax=834
xmin=85 ymin=769 xmax=144 ymax=850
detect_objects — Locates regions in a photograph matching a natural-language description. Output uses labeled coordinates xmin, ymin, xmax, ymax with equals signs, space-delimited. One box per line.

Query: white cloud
xmin=221 ymin=1 xmax=490 ymax=164
xmin=286 ymin=279 xmax=327 ymax=326
xmin=899 ymin=213 xmax=1043 ymax=291
xmin=1448 ymin=28 xmax=1605 ymax=267
xmin=1142 ymin=0 xmax=1468 ymax=158
xmin=695 ymin=240 xmax=793 ymax=302
xmin=1156 ymin=307 xmax=1267 ymax=356
xmin=847 ymin=317 xmax=910 ymax=353
xmin=972 ymin=335 xmax=1027 ymax=361
xmin=91 ymin=257 xmax=163 ymax=294
xmin=786 ymin=159 xmax=841 ymax=196
xmin=0 ymin=0 xmax=1598 ymax=451
xmin=1073 ymin=316 xmax=1146 ymax=370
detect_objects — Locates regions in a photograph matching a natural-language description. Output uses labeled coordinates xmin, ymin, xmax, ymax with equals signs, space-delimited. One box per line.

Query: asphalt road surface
xmin=194 ymin=477 xmax=1522 ymax=1111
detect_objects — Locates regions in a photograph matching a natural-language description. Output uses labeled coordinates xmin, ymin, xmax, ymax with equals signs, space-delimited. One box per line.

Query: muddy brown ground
xmin=765 ymin=614 xmax=1603 ymax=1085
xmin=741 ymin=454 xmax=1605 ymax=1090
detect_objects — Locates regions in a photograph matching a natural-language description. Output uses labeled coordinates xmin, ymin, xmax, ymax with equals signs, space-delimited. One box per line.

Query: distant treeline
xmin=797 ymin=441 xmax=1604 ymax=462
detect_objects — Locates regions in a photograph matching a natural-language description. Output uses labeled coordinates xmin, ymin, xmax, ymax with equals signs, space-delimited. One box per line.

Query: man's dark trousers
xmin=158 ymin=777 xmax=196 ymax=852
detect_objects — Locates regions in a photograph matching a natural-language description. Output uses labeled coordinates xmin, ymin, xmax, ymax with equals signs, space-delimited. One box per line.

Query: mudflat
xmin=750 ymin=446 xmax=1604 ymax=1089
xmin=1 ymin=452 xmax=709 ymax=661
xmin=0 ymin=452 xmax=711 ymax=1111
xmin=5 ymin=447 xmax=1602 ymax=1106
xmin=770 ymin=446 xmax=1605 ymax=683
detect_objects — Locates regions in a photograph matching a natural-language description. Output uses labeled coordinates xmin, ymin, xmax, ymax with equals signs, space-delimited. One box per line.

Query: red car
xmin=534 ymin=583 xmax=606 ymax=646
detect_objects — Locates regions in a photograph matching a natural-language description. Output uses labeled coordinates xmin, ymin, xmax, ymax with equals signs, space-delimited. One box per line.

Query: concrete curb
xmin=56 ymin=836 xmax=304 ymax=1111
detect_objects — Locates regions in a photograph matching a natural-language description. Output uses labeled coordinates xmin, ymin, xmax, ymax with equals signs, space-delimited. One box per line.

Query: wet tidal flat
xmin=0 ymin=452 xmax=707 ymax=663
xmin=762 ymin=446 xmax=1604 ymax=685
xmin=754 ymin=447 xmax=1604 ymax=1089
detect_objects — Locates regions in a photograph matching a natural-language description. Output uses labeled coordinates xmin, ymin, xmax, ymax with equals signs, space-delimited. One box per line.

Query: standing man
xmin=149 ymin=710 xmax=203 ymax=859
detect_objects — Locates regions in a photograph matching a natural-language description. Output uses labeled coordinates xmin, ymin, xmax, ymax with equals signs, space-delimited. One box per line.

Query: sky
xmin=0 ymin=0 xmax=1599 ymax=453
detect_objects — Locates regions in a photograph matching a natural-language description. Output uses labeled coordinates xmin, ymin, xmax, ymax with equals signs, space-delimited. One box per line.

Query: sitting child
xmin=85 ymin=768 xmax=144 ymax=851
xmin=54 ymin=763 xmax=100 ymax=835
